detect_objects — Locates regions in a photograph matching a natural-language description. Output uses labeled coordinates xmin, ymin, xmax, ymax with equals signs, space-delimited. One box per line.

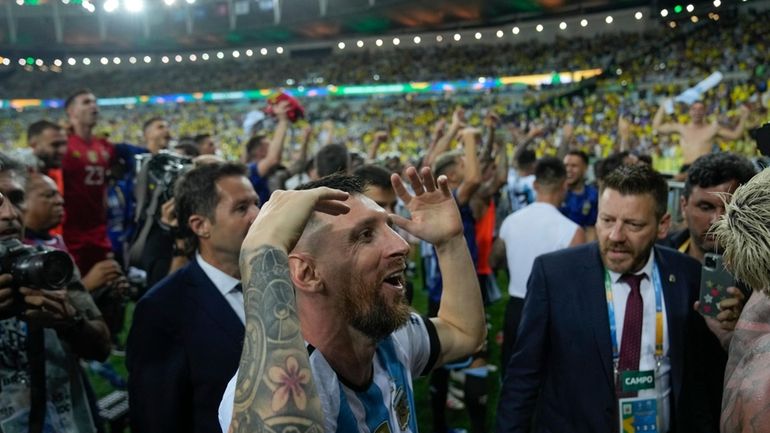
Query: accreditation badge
xmin=617 ymin=370 xmax=659 ymax=433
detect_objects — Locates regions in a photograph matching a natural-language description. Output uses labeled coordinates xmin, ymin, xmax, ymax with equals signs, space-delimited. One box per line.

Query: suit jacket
xmin=495 ymin=243 xmax=723 ymax=433
xmin=127 ymin=259 xmax=245 ymax=433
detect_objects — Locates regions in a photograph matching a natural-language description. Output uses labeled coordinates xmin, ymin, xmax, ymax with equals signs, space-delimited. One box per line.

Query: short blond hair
xmin=714 ymin=168 xmax=770 ymax=294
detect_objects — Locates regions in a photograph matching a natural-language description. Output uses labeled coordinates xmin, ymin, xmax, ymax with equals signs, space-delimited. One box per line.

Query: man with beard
xmin=712 ymin=168 xmax=770 ymax=432
xmin=24 ymin=120 xmax=69 ymax=174
xmin=496 ymin=163 xmax=724 ymax=433
xmin=653 ymin=100 xmax=750 ymax=171
xmin=219 ymin=169 xmax=485 ymax=433
xmin=127 ymin=162 xmax=260 ymax=433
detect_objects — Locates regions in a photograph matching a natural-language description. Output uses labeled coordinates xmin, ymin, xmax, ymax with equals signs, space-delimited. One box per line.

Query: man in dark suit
xmin=496 ymin=163 xmax=724 ymax=433
xmin=127 ymin=162 xmax=260 ymax=433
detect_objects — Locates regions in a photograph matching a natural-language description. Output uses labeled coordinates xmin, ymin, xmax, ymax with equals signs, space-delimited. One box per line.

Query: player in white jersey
xmin=221 ymin=169 xmax=486 ymax=433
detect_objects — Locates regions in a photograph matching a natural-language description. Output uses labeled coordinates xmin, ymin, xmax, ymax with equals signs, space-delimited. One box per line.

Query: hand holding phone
xmin=699 ymin=253 xmax=735 ymax=317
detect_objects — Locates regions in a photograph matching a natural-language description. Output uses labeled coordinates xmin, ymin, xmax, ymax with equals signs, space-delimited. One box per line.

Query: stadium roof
xmin=0 ymin=0 xmax=654 ymax=54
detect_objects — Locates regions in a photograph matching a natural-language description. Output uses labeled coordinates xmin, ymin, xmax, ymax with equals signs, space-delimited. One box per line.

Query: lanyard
xmin=604 ymin=264 xmax=664 ymax=362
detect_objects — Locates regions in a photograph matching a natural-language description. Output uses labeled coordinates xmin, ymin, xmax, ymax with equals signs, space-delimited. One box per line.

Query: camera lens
xmin=14 ymin=250 xmax=74 ymax=290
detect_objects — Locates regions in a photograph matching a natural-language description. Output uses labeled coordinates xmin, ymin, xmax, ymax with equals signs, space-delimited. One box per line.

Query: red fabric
xmin=618 ymin=273 xmax=645 ymax=372
xmin=46 ymin=168 xmax=64 ymax=236
xmin=474 ymin=200 xmax=496 ymax=275
xmin=61 ymin=134 xmax=115 ymax=274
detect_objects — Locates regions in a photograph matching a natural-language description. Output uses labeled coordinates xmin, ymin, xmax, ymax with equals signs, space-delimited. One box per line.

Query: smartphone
xmin=699 ymin=253 xmax=735 ymax=317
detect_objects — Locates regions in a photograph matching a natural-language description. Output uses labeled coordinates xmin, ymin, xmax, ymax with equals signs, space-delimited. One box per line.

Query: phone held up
xmin=699 ymin=253 xmax=735 ymax=317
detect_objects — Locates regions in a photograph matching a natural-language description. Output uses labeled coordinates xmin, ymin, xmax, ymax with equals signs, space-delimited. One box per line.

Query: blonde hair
xmin=713 ymin=168 xmax=770 ymax=294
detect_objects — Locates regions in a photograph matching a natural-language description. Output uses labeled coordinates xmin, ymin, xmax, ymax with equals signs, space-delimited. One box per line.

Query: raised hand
xmin=241 ymin=188 xmax=350 ymax=258
xmin=390 ymin=166 xmax=462 ymax=246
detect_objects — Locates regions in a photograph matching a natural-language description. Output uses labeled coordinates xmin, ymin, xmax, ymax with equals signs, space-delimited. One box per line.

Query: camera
xmin=0 ymin=239 xmax=75 ymax=290
xmin=135 ymin=150 xmax=193 ymax=208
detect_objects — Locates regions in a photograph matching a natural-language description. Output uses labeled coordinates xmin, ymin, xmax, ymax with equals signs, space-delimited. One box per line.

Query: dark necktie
xmin=618 ymin=273 xmax=645 ymax=372
xmin=233 ymin=283 xmax=242 ymax=293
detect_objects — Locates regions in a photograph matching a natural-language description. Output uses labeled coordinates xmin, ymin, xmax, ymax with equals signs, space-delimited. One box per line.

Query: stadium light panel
xmin=216 ymin=51 xmax=224 ymax=59
xmin=453 ymin=33 xmax=461 ymax=41
xmin=185 ymin=0 xmax=195 ymax=4
xmin=112 ymin=57 xmax=120 ymax=64
xmin=338 ymin=42 xmax=345 ymax=49
xmin=16 ymin=0 xmax=24 ymax=5
xmin=100 ymin=57 xmax=108 ymax=65
xmin=580 ymin=19 xmax=588 ymax=27
xmin=83 ymin=58 xmax=91 ymax=65
xmin=713 ymin=0 xmax=721 ymax=6
xmin=375 ymin=39 xmax=383 ymax=47
xmin=18 ymin=59 xmax=26 ymax=66
xmin=35 ymin=59 xmax=43 ymax=67
xmin=436 ymin=35 xmax=444 ymax=42
xmin=392 ymin=38 xmax=400 ymax=45
xmin=496 ymin=30 xmax=503 ymax=38
xmin=202 ymin=53 xmax=210 ymax=60
xmin=174 ymin=55 xmax=182 ymax=62
xmin=125 ymin=0 xmax=144 ymax=13
xmin=474 ymin=32 xmax=482 ymax=39
xmin=246 ymin=49 xmax=253 ymax=57
xmin=260 ymin=48 xmax=268 ymax=55
xmin=414 ymin=36 xmax=421 ymax=44
xmin=674 ymin=5 xmax=683 ymax=13
xmin=232 ymin=50 xmax=240 ymax=58
xmin=161 ymin=56 xmax=169 ymax=63
xmin=373 ymin=74 xmax=380 ymax=81
xmin=144 ymin=55 xmax=152 ymax=63
xmin=2 ymin=58 xmax=10 ymax=66
xmin=357 ymin=40 xmax=364 ymax=47
xmin=536 ymin=24 xmax=543 ymax=32
xmin=129 ymin=56 xmax=137 ymax=64
xmin=660 ymin=9 xmax=669 ymax=17
xmin=635 ymin=11 xmax=643 ymax=20
xmin=276 ymin=47 xmax=284 ymax=54
xmin=559 ymin=22 xmax=567 ymax=30
xmin=691 ymin=15 xmax=698 ymax=22
xmin=189 ymin=54 xmax=197 ymax=61
xmin=62 ymin=0 xmax=70 ymax=4
xmin=164 ymin=0 xmax=175 ymax=5
xmin=686 ymin=4 xmax=694 ymax=12
xmin=103 ymin=0 xmax=118 ymax=13
xmin=512 ymin=26 xmax=520 ymax=34
xmin=605 ymin=16 xmax=613 ymax=24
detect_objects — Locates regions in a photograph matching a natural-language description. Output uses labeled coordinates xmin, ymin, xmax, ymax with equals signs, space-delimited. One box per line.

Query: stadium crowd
xmin=1 ymin=4 xmax=770 ymax=433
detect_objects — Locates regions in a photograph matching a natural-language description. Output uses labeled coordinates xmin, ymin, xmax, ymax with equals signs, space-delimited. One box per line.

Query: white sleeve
xmin=218 ymin=372 xmax=238 ymax=433
xmin=392 ymin=312 xmax=441 ymax=377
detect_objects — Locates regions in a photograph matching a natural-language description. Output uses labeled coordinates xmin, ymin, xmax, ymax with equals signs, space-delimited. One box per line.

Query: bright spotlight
xmin=100 ymin=57 xmax=108 ymax=65
xmin=512 ymin=26 xmax=520 ymax=34
xmin=245 ymin=49 xmax=253 ymax=56
xmin=392 ymin=37 xmax=400 ymax=45
xmin=174 ymin=55 xmax=182 ymax=62
xmin=605 ymin=16 xmax=613 ymax=24
xmin=536 ymin=24 xmax=543 ymax=32
xmin=161 ymin=56 xmax=169 ymax=63
xmin=54 ymin=59 xmax=63 ymax=67
xmin=124 ymin=0 xmax=144 ymax=13
xmin=164 ymin=0 xmax=175 ymax=5
xmin=635 ymin=11 xmax=643 ymax=20
xmin=453 ymin=33 xmax=461 ymax=41
xmin=112 ymin=57 xmax=121 ymax=64
xmin=357 ymin=40 xmax=364 ymax=47
xmin=35 ymin=59 xmax=44 ymax=66
xmin=474 ymin=32 xmax=482 ymax=39
xmin=129 ymin=56 xmax=137 ymax=64
xmin=559 ymin=22 xmax=567 ymax=30
xmin=713 ymin=0 xmax=721 ymax=6
xmin=185 ymin=0 xmax=195 ymax=3
xmin=189 ymin=54 xmax=197 ymax=61
xmin=436 ymin=35 xmax=444 ymax=42
xmin=413 ymin=36 xmax=421 ymax=44
xmin=496 ymin=30 xmax=503 ymax=38
xmin=216 ymin=51 xmax=224 ymax=59
xmin=260 ymin=48 xmax=268 ymax=55
xmin=276 ymin=47 xmax=284 ymax=54
xmin=375 ymin=39 xmax=383 ymax=46
xmin=580 ymin=19 xmax=588 ymax=27
xmin=202 ymin=53 xmax=209 ymax=60
xmin=144 ymin=56 xmax=152 ymax=63
xmin=686 ymin=4 xmax=694 ymax=12
xmin=338 ymin=42 xmax=345 ymax=49
xmin=232 ymin=50 xmax=240 ymax=58
xmin=104 ymin=0 xmax=119 ymax=13
xmin=661 ymin=8 xmax=669 ymax=17
xmin=83 ymin=58 xmax=91 ymax=65
xmin=68 ymin=58 xmax=77 ymax=65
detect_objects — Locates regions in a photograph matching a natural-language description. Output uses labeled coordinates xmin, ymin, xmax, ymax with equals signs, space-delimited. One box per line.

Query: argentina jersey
xmin=218 ymin=313 xmax=440 ymax=433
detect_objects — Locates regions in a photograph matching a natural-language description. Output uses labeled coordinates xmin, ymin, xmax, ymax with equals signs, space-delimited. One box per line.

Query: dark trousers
xmin=501 ymin=295 xmax=525 ymax=380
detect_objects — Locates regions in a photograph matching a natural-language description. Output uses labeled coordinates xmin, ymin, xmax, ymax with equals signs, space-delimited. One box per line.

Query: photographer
xmin=0 ymin=154 xmax=111 ymax=433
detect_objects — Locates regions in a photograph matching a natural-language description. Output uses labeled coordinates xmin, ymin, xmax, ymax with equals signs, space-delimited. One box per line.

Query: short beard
xmin=342 ymin=275 xmax=411 ymax=341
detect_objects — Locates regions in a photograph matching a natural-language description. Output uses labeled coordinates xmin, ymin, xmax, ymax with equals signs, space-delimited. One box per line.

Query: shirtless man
xmin=653 ymin=100 xmax=750 ymax=169
xmin=713 ymin=168 xmax=770 ymax=433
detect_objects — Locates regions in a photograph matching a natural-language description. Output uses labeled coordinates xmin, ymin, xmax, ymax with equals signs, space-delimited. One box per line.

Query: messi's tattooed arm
xmin=228 ymin=246 xmax=324 ymax=433
xmin=721 ymin=292 xmax=770 ymax=433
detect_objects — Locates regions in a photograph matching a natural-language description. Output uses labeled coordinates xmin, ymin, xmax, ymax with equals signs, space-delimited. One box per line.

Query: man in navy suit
xmin=127 ymin=161 xmax=260 ymax=433
xmin=496 ymin=163 xmax=724 ymax=433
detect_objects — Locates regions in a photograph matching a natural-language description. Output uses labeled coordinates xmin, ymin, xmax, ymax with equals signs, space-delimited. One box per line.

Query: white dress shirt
xmin=607 ymin=249 xmax=671 ymax=431
xmin=196 ymin=252 xmax=245 ymax=324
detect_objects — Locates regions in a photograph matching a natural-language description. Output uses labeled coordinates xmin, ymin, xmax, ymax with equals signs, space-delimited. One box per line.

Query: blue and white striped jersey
xmin=218 ymin=313 xmax=439 ymax=433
